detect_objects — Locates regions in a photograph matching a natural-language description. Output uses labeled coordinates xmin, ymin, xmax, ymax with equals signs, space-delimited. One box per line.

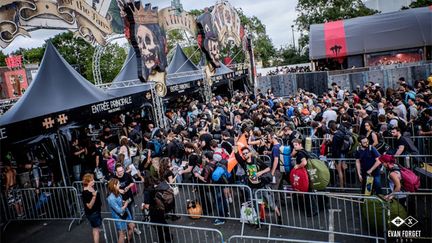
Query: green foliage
xmin=403 ymin=0 xmax=432 ymax=9
xmin=0 ymin=51 xmax=7 ymax=66
xmin=295 ymin=0 xmax=378 ymax=38
xmin=274 ymin=46 xmax=309 ymax=66
xmin=236 ymin=8 xmax=275 ymax=67
xmin=9 ymin=31 xmax=127 ymax=84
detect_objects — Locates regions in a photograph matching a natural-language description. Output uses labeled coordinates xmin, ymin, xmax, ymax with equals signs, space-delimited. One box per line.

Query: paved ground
xmin=1 ymin=216 xmax=383 ymax=243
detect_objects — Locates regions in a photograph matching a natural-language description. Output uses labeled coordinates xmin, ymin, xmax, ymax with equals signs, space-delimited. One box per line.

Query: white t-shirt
xmin=322 ymin=109 xmax=338 ymax=126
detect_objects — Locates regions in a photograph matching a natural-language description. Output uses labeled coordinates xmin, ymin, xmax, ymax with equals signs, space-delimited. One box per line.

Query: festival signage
xmin=211 ymin=1 xmax=243 ymax=47
xmin=0 ymin=0 xmax=113 ymax=48
xmin=159 ymin=7 xmax=197 ymax=35
xmin=116 ymin=1 xmax=168 ymax=96
xmin=90 ymin=96 xmax=132 ymax=114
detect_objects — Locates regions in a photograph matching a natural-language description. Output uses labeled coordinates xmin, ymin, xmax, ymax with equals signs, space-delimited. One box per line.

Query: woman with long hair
xmin=107 ymin=178 xmax=135 ymax=243
xmin=119 ymin=136 xmax=132 ymax=167
xmin=364 ymin=121 xmax=379 ymax=148
xmin=82 ymin=173 xmax=102 ymax=243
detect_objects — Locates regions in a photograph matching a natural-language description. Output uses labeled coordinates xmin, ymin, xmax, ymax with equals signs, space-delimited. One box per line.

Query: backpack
xmin=107 ymin=157 xmax=116 ymax=174
xmin=347 ymin=133 xmax=359 ymax=156
xmin=149 ymin=139 xmax=163 ymax=157
xmin=279 ymin=145 xmax=292 ymax=173
xmin=214 ymin=147 xmax=230 ymax=161
xmin=155 ymin=181 xmax=175 ymax=212
xmin=212 ymin=165 xmax=231 ymax=183
xmin=306 ymin=156 xmax=330 ymax=191
xmin=394 ymin=117 xmax=407 ymax=133
xmin=392 ymin=166 xmax=420 ymax=192
xmin=340 ymin=130 xmax=354 ymax=153
xmin=289 ymin=167 xmax=309 ymax=192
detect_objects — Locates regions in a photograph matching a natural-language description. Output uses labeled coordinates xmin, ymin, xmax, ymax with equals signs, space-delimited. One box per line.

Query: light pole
xmin=291 ymin=25 xmax=296 ymax=51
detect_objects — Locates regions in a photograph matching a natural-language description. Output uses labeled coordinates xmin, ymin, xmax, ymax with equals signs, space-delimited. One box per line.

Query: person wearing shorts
xmin=82 ymin=174 xmax=102 ymax=243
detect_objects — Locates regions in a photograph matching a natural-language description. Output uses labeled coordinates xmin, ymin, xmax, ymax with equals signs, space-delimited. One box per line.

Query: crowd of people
xmin=3 ymin=74 xmax=432 ymax=243
xmin=265 ymin=66 xmax=311 ymax=76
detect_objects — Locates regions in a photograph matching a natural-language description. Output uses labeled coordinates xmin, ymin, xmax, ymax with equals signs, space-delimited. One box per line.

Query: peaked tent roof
xmin=108 ymin=48 xmax=151 ymax=97
xmin=0 ymin=42 xmax=110 ymax=126
xmin=166 ymin=44 xmax=202 ymax=86
xmin=309 ymin=6 xmax=432 ymax=60
xmin=167 ymin=44 xmax=199 ymax=73
xmin=215 ymin=62 xmax=234 ymax=76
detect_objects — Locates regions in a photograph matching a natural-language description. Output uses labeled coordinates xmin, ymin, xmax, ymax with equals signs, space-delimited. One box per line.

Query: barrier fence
xmin=227 ymin=235 xmax=329 ymax=243
xmin=0 ymin=186 xmax=82 ymax=231
xmin=254 ymin=189 xmax=387 ymax=242
xmin=102 ymin=218 xmax=224 ymax=243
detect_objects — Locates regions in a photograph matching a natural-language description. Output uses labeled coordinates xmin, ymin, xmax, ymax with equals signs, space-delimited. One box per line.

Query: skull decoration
xmin=197 ymin=10 xmax=221 ymax=69
xmin=135 ymin=23 xmax=167 ymax=81
xmin=137 ymin=25 xmax=158 ymax=70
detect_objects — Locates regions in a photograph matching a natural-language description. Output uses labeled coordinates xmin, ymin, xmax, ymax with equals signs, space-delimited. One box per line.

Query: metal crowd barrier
xmin=73 ymin=181 xmax=254 ymax=233
xmin=254 ymin=189 xmax=387 ymax=242
xmin=228 ymin=235 xmax=329 ymax=243
xmin=166 ymin=182 xmax=253 ymax=234
xmin=103 ymin=218 xmax=224 ymax=243
xmin=323 ymin=157 xmax=432 ymax=192
xmin=0 ymin=186 xmax=82 ymax=231
xmin=384 ymin=136 xmax=432 ymax=155
xmin=297 ymin=126 xmax=313 ymax=137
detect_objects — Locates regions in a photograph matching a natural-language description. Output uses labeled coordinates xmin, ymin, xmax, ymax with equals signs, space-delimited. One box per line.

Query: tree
xmin=236 ymin=8 xmax=275 ymax=67
xmin=295 ymin=0 xmax=378 ymax=46
xmin=0 ymin=51 xmax=7 ymax=66
xmin=275 ymin=46 xmax=309 ymax=66
xmin=402 ymin=0 xmax=432 ymax=9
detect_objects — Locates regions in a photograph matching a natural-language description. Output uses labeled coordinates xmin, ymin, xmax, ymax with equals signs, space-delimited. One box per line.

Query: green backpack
xmin=362 ymin=195 xmax=408 ymax=232
xmin=348 ymin=133 xmax=359 ymax=156
xmin=306 ymin=156 xmax=330 ymax=191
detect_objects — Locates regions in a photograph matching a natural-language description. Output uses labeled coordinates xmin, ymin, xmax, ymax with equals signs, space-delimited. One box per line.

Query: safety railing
xmin=0 ymin=186 xmax=82 ymax=231
xmin=383 ymin=136 xmax=432 ymax=155
xmin=254 ymin=189 xmax=387 ymax=242
xmin=73 ymin=181 xmax=254 ymax=234
xmin=102 ymin=218 xmax=224 ymax=243
xmin=165 ymin=182 xmax=253 ymax=234
xmin=228 ymin=235 xmax=329 ymax=243
xmin=323 ymin=157 xmax=432 ymax=192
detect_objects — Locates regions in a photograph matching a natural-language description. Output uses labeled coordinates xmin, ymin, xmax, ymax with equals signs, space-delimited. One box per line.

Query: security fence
xmin=102 ymin=218 xmax=224 ymax=243
xmin=0 ymin=186 xmax=82 ymax=231
xmin=227 ymin=235 xmax=329 ymax=243
xmin=254 ymin=189 xmax=387 ymax=242
xmin=256 ymin=63 xmax=432 ymax=96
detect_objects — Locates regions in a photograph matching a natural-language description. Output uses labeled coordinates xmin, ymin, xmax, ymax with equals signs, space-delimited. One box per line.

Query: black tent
xmin=0 ymin=42 xmax=112 ymax=142
xmin=107 ymin=48 xmax=152 ymax=97
xmin=166 ymin=44 xmax=203 ymax=95
xmin=309 ymin=6 xmax=432 ymax=60
xmin=212 ymin=62 xmax=235 ymax=86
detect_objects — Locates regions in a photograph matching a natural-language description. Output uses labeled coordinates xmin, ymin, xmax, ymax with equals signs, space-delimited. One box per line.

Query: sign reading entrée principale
xmin=91 ymin=96 xmax=133 ymax=114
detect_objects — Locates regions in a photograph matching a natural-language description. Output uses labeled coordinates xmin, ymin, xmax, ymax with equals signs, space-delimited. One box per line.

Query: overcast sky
xmin=2 ymin=0 xmax=299 ymax=54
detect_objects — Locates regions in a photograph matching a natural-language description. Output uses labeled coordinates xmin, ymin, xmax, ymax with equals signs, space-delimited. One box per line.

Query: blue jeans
xmin=361 ymin=173 xmax=382 ymax=195
xmin=214 ymin=187 xmax=228 ymax=219
xmin=72 ymin=164 xmax=81 ymax=181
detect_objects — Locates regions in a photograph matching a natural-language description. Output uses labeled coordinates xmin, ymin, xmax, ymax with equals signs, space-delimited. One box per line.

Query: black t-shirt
xmin=295 ymin=150 xmax=308 ymax=165
xmin=221 ymin=140 xmax=234 ymax=154
xmin=114 ymin=173 xmax=134 ymax=202
xmin=71 ymin=145 xmax=85 ymax=166
xmin=82 ymin=189 xmax=102 ymax=216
